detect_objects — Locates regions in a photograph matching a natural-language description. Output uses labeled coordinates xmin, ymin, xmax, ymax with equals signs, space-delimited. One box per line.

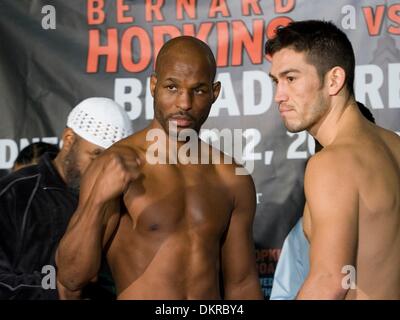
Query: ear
xmin=61 ymin=128 xmax=76 ymax=153
xmin=212 ymin=81 xmax=221 ymax=103
xmin=326 ymin=66 xmax=346 ymax=96
xmin=150 ymin=73 xmax=157 ymax=98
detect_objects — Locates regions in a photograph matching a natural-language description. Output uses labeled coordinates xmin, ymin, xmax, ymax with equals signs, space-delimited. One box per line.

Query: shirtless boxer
xmin=56 ymin=36 xmax=263 ymax=300
xmin=266 ymin=20 xmax=400 ymax=299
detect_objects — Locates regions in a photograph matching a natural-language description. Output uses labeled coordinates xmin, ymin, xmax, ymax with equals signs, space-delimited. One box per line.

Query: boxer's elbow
xmin=224 ymin=275 xmax=264 ymax=300
xmin=297 ymin=272 xmax=349 ymax=300
xmin=57 ymin=268 xmax=93 ymax=292
xmin=57 ymin=279 xmax=82 ymax=300
xmin=56 ymin=253 xmax=95 ymax=292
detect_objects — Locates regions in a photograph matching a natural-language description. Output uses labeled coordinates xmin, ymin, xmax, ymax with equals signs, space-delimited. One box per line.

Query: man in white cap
xmin=0 ymin=97 xmax=132 ymax=299
xmin=54 ymin=97 xmax=132 ymax=191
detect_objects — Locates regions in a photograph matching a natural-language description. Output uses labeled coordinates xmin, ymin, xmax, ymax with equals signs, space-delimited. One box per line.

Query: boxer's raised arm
xmin=56 ymin=148 xmax=140 ymax=294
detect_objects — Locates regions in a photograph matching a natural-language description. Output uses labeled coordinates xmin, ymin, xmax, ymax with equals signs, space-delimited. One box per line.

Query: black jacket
xmin=0 ymin=153 xmax=78 ymax=299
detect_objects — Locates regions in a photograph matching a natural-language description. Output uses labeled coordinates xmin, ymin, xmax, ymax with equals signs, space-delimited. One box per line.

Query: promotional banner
xmin=0 ymin=0 xmax=399 ymax=298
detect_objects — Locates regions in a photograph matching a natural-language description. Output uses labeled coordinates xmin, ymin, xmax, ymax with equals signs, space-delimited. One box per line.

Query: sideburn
xmin=63 ymin=139 xmax=81 ymax=191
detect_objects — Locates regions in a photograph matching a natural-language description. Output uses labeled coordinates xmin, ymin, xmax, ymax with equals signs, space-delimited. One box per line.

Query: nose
xmin=176 ymin=90 xmax=192 ymax=111
xmin=274 ymin=83 xmax=289 ymax=104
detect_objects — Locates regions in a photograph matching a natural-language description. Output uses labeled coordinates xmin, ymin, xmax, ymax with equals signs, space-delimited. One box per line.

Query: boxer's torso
xmin=105 ymin=132 xmax=236 ymax=299
xmin=303 ymin=120 xmax=400 ymax=299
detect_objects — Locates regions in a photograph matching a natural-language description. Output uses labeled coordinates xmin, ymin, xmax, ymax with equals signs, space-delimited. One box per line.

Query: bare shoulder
xmin=212 ymin=160 xmax=256 ymax=218
xmin=208 ymin=145 xmax=256 ymax=199
xmin=104 ymin=131 xmax=144 ymax=159
xmin=306 ymin=144 xmax=354 ymax=169
xmin=305 ymin=144 xmax=360 ymax=188
xmin=304 ymin=145 xmax=360 ymax=226
xmin=376 ymin=126 xmax=400 ymax=157
xmin=110 ymin=130 xmax=142 ymax=150
xmin=376 ymin=125 xmax=400 ymax=142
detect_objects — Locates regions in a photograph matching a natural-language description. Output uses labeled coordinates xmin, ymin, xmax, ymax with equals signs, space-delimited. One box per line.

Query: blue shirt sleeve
xmin=270 ymin=218 xmax=310 ymax=300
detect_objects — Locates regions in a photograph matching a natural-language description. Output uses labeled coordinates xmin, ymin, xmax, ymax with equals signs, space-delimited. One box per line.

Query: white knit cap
xmin=67 ymin=97 xmax=133 ymax=149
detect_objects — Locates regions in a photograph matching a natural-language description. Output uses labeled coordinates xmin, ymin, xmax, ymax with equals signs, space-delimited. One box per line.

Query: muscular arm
xmin=220 ymin=168 xmax=263 ymax=300
xmin=56 ymin=147 xmax=140 ymax=294
xmin=297 ymin=151 xmax=358 ymax=299
xmin=55 ymin=159 xmax=120 ymax=293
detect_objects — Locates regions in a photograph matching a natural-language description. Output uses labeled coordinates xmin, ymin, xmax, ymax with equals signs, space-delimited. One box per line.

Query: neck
xmin=52 ymin=152 xmax=67 ymax=183
xmin=309 ymin=94 xmax=356 ymax=147
xmin=146 ymin=119 xmax=202 ymax=164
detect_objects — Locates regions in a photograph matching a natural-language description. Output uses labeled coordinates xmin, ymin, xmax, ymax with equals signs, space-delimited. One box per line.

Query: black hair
xmin=14 ymin=142 xmax=59 ymax=166
xmin=356 ymin=101 xmax=375 ymax=124
xmin=265 ymin=20 xmax=355 ymax=96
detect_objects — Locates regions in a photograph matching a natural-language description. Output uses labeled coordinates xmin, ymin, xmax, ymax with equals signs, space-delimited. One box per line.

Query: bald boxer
xmin=266 ymin=20 xmax=400 ymax=299
xmin=56 ymin=36 xmax=262 ymax=300
xmin=0 ymin=98 xmax=132 ymax=299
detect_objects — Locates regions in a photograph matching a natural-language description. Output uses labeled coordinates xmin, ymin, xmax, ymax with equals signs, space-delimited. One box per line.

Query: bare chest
xmin=121 ymin=163 xmax=233 ymax=235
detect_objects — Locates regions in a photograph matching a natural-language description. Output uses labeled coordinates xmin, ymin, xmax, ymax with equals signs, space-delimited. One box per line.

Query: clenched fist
xmin=80 ymin=145 xmax=141 ymax=205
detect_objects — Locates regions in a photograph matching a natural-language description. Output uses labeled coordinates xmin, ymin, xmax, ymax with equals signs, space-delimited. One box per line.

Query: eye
xmin=287 ymin=76 xmax=295 ymax=83
xmin=194 ymin=87 xmax=206 ymax=95
xmin=166 ymin=84 xmax=177 ymax=91
xmin=91 ymin=149 xmax=102 ymax=157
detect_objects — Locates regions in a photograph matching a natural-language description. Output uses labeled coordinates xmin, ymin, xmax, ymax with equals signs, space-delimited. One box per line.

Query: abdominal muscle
xmin=111 ymin=230 xmax=222 ymax=300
